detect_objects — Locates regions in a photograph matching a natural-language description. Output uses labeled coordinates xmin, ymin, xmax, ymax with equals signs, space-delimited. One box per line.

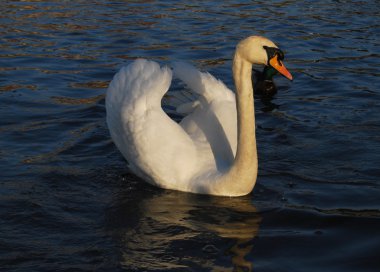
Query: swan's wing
xmin=172 ymin=61 xmax=234 ymax=105
xmin=172 ymin=62 xmax=238 ymax=171
xmin=106 ymin=59 xmax=198 ymax=189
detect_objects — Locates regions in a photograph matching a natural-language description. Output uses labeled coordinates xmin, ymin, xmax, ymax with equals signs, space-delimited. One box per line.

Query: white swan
xmin=106 ymin=36 xmax=292 ymax=197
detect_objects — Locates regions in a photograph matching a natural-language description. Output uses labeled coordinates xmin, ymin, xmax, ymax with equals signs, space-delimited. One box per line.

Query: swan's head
xmin=237 ymin=36 xmax=293 ymax=80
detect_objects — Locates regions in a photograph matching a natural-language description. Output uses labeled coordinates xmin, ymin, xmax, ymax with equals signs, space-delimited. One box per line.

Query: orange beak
xmin=269 ymin=55 xmax=293 ymax=81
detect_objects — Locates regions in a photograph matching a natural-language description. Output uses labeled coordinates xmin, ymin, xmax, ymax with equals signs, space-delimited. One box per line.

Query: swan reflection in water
xmin=108 ymin=184 xmax=261 ymax=271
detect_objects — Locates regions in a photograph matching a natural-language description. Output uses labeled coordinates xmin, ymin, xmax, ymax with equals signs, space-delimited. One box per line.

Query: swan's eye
xmin=277 ymin=50 xmax=285 ymax=61
xmin=263 ymin=46 xmax=285 ymax=65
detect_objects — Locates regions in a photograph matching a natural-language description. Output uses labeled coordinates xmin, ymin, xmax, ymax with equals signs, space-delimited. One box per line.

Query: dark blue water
xmin=1 ymin=1 xmax=380 ymax=271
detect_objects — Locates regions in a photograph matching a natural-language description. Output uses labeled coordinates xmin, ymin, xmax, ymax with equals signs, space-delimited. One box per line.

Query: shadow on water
xmin=106 ymin=174 xmax=261 ymax=271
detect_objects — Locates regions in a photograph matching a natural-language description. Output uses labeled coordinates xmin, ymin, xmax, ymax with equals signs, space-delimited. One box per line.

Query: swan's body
xmin=106 ymin=36 xmax=292 ymax=196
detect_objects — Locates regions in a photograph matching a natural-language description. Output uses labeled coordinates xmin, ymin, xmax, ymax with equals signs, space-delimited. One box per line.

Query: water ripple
xmin=1 ymin=1 xmax=380 ymax=271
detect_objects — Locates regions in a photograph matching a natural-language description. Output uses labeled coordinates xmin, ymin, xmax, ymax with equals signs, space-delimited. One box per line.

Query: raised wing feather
xmin=106 ymin=59 xmax=198 ymax=188
xmin=172 ymin=61 xmax=234 ymax=104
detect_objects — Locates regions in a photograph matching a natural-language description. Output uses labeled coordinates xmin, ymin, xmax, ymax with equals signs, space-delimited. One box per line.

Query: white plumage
xmin=106 ymin=60 xmax=236 ymax=188
xmin=106 ymin=36 xmax=292 ymax=196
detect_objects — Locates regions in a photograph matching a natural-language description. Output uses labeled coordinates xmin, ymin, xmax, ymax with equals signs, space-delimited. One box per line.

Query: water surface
xmin=1 ymin=1 xmax=380 ymax=271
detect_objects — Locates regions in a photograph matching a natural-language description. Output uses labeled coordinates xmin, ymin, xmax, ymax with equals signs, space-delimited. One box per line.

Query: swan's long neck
xmin=233 ymin=52 xmax=257 ymax=168
xmin=217 ymin=50 xmax=258 ymax=196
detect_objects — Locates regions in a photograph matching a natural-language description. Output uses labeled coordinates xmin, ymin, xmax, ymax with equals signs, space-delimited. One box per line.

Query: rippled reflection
xmin=108 ymin=188 xmax=260 ymax=271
